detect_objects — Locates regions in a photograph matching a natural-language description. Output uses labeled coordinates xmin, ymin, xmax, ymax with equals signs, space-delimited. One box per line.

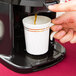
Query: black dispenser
xmin=0 ymin=0 xmax=65 ymax=73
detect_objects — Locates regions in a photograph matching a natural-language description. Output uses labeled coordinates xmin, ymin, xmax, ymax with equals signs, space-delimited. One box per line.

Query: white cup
xmin=22 ymin=15 xmax=56 ymax=55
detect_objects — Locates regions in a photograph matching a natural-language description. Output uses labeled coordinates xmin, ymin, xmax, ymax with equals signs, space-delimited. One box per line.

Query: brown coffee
xmin=34 ymin=14 xmax=37 ymax=25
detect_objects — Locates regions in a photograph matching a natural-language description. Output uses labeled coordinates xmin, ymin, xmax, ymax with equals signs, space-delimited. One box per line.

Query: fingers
xmin=51 ymin=14 xmax=66 ymax=24
xmin=54 ymin=30 xmax=66 ymax=39
xmin=70 ymin=32 xmax=76 ymax=43
xmin=52 ymin=28 xmax=76 ymax=43
xmin=60 ymin=29 xmax=73 ymax=43
xmin=51 ymin=25 xmax=62 ymax=31
xmin=48 ymin=1 xmax=76 ymax=12
xmin=51 ymin=26 xmax=76 ymax=44
xmin=53 ymin=29 xmax=74 ymax=43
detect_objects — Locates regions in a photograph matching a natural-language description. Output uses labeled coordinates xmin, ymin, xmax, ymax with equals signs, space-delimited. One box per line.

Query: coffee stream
xmin=34 ymin=14 xmax=37 ymax=25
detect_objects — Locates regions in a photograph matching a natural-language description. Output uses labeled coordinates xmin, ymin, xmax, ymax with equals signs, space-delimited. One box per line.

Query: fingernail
xmin=60 ymin=31 xmax=66 ymax=36
xmin=54 ymin=26 xmax=62 ymax=31
xmin=56 ymin=31 xmax=65 ymax=37
xmin=57 ymin=26 xmax=62 ymax=30
xmin=52 ymin=19 xmax=56 ymax=23
xmin=48 ymin=5 xmax=55 ymax=10
xmin=52 ymin=19 xmax=60 ymax=24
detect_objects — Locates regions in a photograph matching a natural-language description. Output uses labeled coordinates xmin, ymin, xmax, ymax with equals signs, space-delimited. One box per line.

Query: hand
xmin=48 ymin=0 xmax=76 ymax=43
xmin=48 ymin=0 xmax=76 ymax=12
xmin=51 ymin=12 xmax=76 ymax=43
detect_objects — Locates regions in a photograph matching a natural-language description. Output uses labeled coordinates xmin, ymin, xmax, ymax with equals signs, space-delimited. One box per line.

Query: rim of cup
xmin=22 ymin=15 xmax=51 ymax=28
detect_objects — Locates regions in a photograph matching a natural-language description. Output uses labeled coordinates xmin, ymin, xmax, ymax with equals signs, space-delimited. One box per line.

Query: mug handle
xmin=49 ymin=23 xmax=57 ymax=41
xmin=0 ymin=20 xmax=4 ymax=39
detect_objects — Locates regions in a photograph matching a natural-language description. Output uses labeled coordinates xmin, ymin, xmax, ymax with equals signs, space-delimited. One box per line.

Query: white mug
xmin=22 ymin=15 xmax=56 ymax=55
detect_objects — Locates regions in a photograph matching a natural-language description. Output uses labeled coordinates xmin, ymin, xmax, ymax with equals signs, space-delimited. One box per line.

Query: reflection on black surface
xmin=11 ymin=39 xmax=63 ymax=68
xmin=12 ymin=5 xmax=57 ymax=67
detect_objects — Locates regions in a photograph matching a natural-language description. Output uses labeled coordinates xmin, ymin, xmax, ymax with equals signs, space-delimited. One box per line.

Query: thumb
xmin=48 ymin=1 xmax=76 ymax=12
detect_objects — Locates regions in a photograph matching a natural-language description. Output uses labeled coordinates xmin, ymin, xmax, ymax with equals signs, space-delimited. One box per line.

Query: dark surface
xmin=0 ymin=0 xmax=65 ymax=73
xmin=0 ymin=41 xmax=66 ymax=73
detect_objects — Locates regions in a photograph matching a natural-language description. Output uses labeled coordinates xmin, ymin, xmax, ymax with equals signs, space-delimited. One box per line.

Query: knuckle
xmin=51 ymin=26 xmax=56 ymax=31
xmin=70 ymin=41 xmax=75 ymax=44
xmin=54 ymin=34 xmax=60 ymax=39
xmin=60 ymin=39 xmax=65 ymax=43
xmin=70 ymin=39 xmax=76 ymax=44
xmin=65 ymin=6 xmax=72 ymax=12
xmin=70 ymin=32 xmax=76 ymax=43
